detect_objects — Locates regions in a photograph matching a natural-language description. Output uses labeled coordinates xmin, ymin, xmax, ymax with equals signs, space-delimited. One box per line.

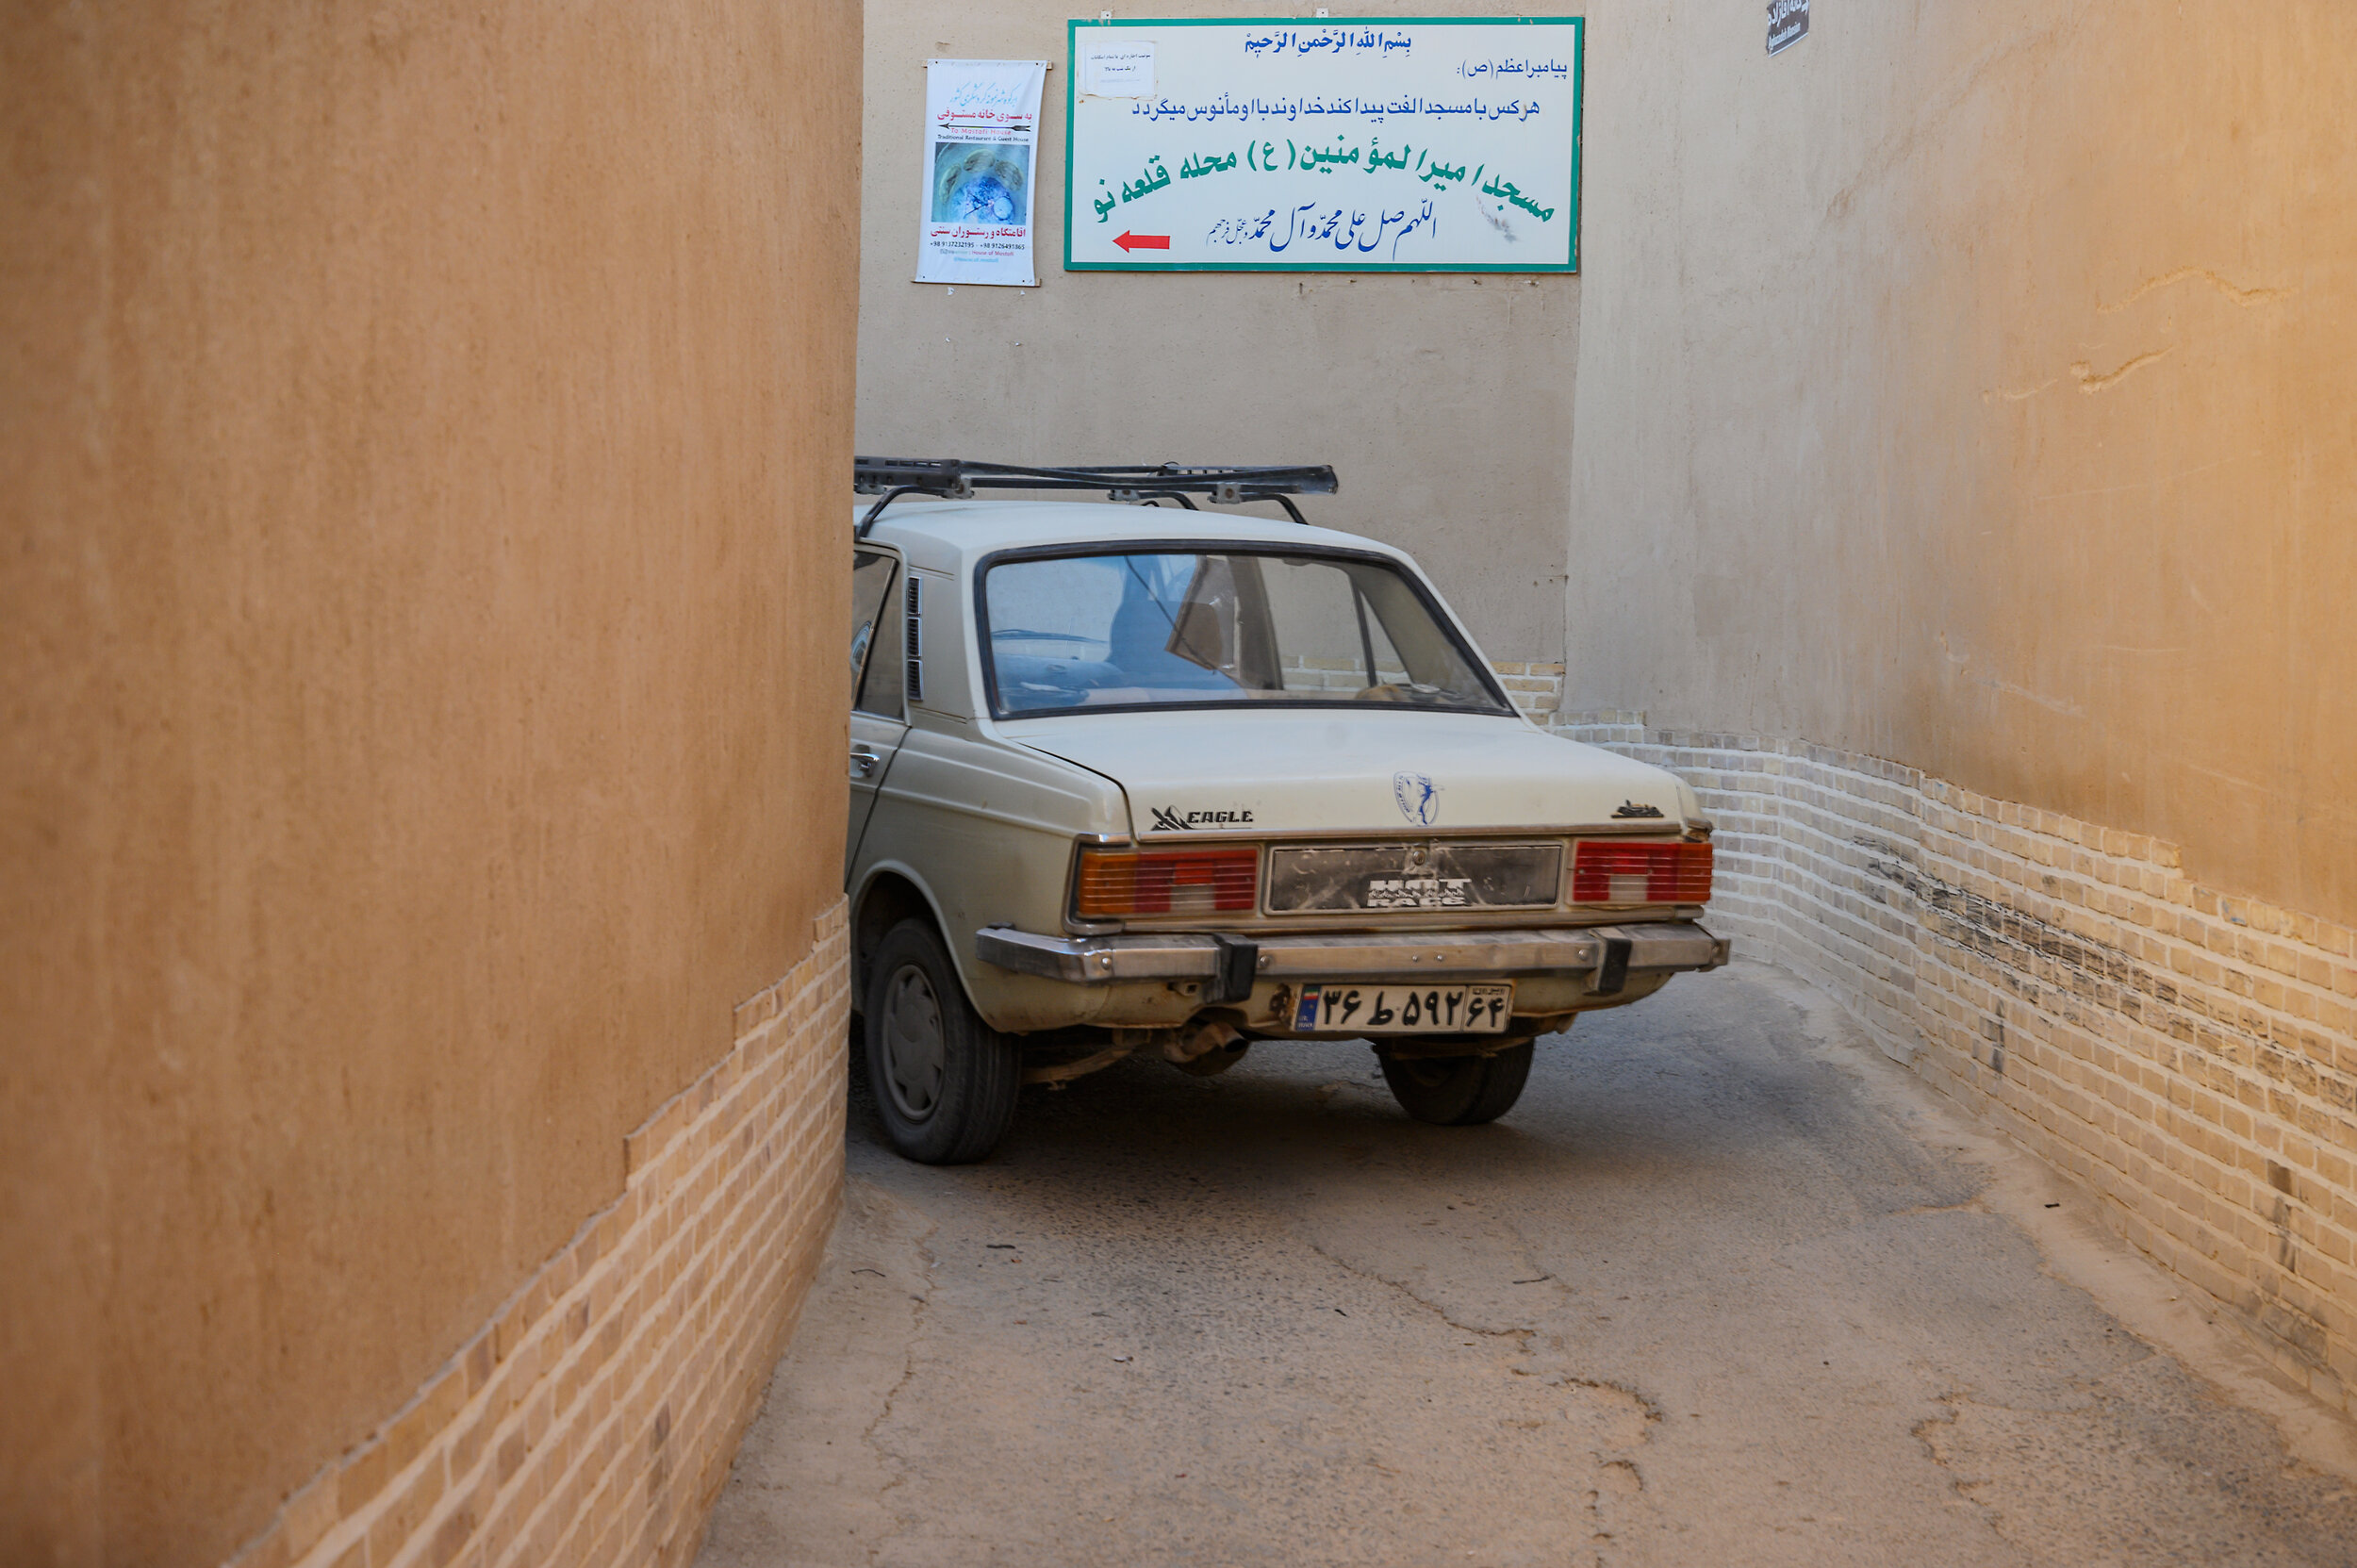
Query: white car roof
xmin=854 ymin=498 xmax=1412 ymax=577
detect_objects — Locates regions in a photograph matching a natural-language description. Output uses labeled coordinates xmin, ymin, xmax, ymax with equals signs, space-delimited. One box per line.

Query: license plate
xmin=1288 ymin=982 xmax=1514 ymax=1034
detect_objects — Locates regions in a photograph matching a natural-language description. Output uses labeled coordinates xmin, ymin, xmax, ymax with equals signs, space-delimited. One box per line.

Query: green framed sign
xmin=1064 ymin=16 xmax=1583 ymax=273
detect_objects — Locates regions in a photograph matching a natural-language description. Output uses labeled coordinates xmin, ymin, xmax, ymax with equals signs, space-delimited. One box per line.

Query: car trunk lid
xmin=1004 ymin=708 xmax=1694 ymax=840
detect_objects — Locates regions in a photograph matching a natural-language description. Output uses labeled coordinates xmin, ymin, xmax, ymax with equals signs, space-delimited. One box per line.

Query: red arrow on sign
xmin=1113 ymin=231 xmax=1170 ymax=252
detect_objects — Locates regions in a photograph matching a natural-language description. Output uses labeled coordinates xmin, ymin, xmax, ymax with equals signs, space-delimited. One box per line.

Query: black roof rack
xmin=853 ymin=457 xmax=1338 ymax=536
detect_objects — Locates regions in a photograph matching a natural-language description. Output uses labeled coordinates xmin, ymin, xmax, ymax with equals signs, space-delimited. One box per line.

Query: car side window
xmin=850 ymin=551 xmax=905 ymax=718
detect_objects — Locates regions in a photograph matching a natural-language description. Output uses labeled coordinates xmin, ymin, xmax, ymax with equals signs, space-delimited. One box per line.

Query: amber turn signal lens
xmin=1569 ymin=839 xmax=1712 ymax=904
xmin=1075 ymin=846 xmax=1260 ymax=917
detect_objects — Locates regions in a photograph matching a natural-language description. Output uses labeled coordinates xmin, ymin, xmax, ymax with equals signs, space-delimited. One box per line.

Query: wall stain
xmin=1843 ymin=834 xmax=2341 ymax=1364
xmin=1838 ymin=839 xmax=2357 ymax=1367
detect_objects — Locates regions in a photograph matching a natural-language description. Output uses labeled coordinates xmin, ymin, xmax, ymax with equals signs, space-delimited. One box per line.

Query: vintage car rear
xmin=845 ymin=461 xmax=1727 ymax=1162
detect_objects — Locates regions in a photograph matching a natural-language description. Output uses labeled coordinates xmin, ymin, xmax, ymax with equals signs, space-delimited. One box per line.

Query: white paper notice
xmin=917 ymin=58 xmax=1047 ymax=287
xmin=1081 ymin=40 xmax=1155 ymax=97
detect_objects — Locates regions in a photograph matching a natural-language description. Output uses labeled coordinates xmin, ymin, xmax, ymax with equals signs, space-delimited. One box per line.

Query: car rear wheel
xmin=1377 ymin=1040 xmax=1535 ymax=1126
xmin=865 ymin=919 xmax=1021 ymax=1164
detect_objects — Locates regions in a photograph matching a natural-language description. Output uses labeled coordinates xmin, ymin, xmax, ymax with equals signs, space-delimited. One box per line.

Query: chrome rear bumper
xmin=976 ymin=921 xmax=1729 ymax=999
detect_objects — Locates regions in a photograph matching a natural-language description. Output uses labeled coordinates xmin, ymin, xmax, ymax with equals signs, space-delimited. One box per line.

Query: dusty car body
xmin=845 ymin=464 xmax=1726 ymax=1161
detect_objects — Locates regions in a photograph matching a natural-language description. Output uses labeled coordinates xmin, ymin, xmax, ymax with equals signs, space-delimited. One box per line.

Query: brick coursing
xmin=1490 ymin=661 xmax=1565 ymax=720
xmin=1556 ymin=719 xmax=2357 ymax=1411
xmin=224 ymin=901 xmax=851 ymax=1568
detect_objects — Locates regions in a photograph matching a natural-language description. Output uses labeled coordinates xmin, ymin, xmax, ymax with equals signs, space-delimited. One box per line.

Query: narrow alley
xmin=701 ymin=962 xmax=2357 ymax=1566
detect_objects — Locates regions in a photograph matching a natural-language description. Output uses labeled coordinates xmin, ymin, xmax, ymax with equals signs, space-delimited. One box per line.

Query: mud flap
xmin=1209 ymin=935 xmax=1261 ymax=1004
xmin=1593 ymin=935 xmax=1633 ymax=997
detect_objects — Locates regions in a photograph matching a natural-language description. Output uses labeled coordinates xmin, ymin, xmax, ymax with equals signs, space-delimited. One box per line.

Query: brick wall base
xmin=225 ymin=901 xmax=850 ymax=1568
xmin=1557 ymin=718 xmax=2357 ymax=1412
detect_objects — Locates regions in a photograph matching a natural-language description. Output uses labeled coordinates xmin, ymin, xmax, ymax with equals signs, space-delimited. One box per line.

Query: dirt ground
xmin=697 ymin=959 xmax=2357 ymax=1567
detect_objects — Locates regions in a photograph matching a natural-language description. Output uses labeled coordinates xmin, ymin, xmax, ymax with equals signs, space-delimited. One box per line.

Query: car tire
xmin=1377 ymin=1040 xmax=1535 ymax=1126
xmin=864 ymin=918 xmax=1021 ymax=1164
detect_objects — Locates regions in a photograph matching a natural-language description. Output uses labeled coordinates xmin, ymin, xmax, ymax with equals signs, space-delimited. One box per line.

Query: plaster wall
xmin=853 ymin=0 xmax=1577 ymax=663
xmin=0 ymin=3 xmax=861 ymax=1562
xmin=1565 ymin=1 xmax=2357 ymax=927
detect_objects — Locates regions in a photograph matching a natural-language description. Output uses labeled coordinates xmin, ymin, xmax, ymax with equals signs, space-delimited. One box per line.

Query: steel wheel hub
xmin=881 ymin=964 xmax=947 ymax=1120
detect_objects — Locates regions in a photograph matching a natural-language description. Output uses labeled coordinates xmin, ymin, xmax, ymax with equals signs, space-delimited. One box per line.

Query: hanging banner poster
xmin=918 ymin=58 xmax=1048 ymax=286
xmin=1066 ymin=17 xmax=1582 ymax=272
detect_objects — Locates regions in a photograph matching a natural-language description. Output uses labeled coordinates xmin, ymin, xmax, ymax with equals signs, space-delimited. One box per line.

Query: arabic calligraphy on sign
xmin=1242 ymin=26 xmax=1415 ymax=58
xmin=1067 ymin=18 xmax=1582 ymax=272
xmin=1455 ymin=57 xmax=1572 ymax=79
xmin=1128 ymin=93 xmax=1543 ymax=124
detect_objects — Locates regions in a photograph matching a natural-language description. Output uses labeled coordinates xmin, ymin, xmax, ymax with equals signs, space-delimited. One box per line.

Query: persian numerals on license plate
xmin=1289 ymin=982 xmax=1513 ymax=1035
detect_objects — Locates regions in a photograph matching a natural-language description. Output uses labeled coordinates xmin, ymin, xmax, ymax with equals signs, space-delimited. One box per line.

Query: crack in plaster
xmin=2069 ymin=347 xmax=2172 ymax=393
xmin=2099 ymin=267 xmax=2293 ymax=315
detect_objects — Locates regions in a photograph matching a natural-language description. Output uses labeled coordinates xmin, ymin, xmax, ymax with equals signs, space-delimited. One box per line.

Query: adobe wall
xmin=0 ymin=4 xmax=861 ymax=1563
xmin=1565 ymin=0 xmax=2355 ymax=929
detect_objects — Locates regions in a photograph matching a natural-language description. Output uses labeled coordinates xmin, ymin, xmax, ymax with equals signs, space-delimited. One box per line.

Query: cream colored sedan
xmin=846 ymin=494 xmax=1725 ymax=1163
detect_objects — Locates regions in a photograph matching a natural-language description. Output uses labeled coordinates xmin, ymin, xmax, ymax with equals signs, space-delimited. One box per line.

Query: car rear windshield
xmin=980 ymin=547 xmax=1513 ymax=718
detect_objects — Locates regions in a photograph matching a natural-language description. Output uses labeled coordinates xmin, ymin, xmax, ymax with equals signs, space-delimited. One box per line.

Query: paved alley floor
xmin=698 ymin=960 xmax=2357 ymax=1567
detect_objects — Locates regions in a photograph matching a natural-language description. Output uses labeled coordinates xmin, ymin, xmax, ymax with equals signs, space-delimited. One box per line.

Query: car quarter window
xmin=850 ymin=551 xmax=903 ymax=718
xmin=980 ymin=548 xmax=1509 ymax=718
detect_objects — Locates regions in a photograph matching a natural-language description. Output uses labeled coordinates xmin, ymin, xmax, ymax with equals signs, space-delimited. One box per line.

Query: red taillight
xmin=1570 ymin=840 xmax=1712 ymax=904
xmin=1075 ymin=847 xmax=1260 ymax=917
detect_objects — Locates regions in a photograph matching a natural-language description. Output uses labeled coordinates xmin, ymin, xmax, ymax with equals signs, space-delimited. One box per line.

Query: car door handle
xmin=849 ymin=744 xmax=881 ymax=779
